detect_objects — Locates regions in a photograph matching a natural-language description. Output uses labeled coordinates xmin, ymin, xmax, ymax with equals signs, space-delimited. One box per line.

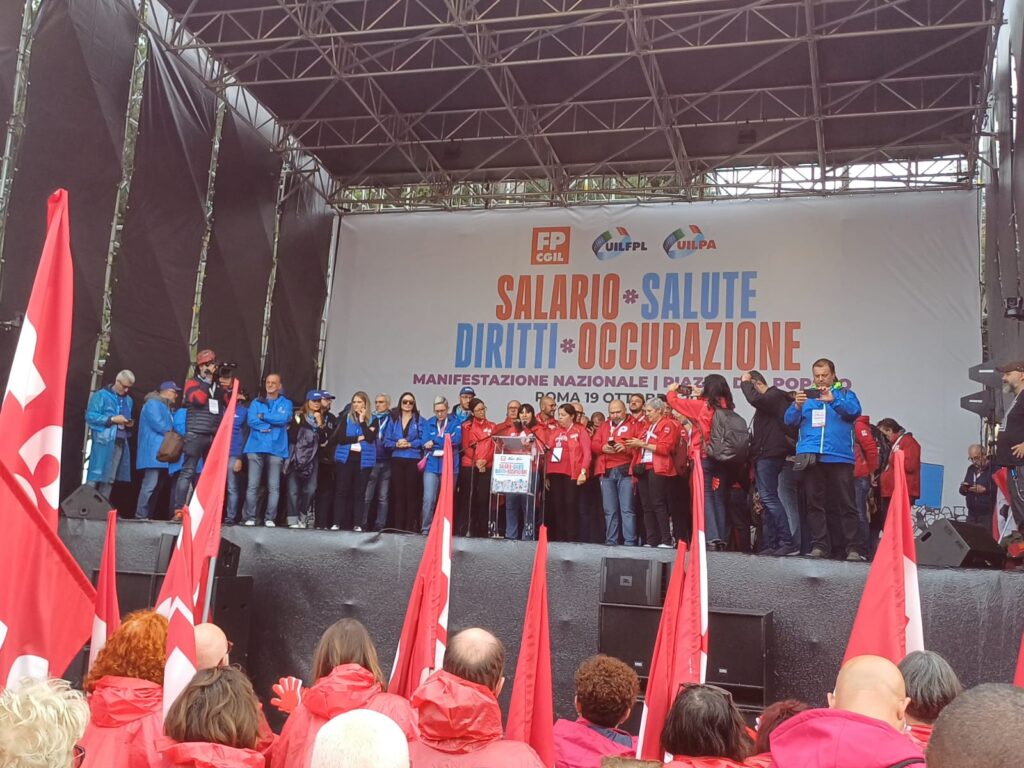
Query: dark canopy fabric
xmin=0 ymin=0 xmax=23 ymax=132
xmin=104 ymin=38 xmax=216 ymax=395
xmin=0 ymin=0 xmax=136 ymax=498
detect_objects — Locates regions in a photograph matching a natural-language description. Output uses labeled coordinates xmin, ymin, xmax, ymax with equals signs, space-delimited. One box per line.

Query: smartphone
xmin=802 ymin=388 xmax=822 ymax=399
xmin=959 ymin=482 xmax=971 ymax=494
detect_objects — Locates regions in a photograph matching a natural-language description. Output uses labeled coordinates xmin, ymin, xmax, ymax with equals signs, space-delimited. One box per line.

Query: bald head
xmin=443 ymin=628 xmax=506 ymax=694
xmin=194 ymin=623 xmax=229 ymax=670
xmin=828 ymin=655 xmax=909 ymax=731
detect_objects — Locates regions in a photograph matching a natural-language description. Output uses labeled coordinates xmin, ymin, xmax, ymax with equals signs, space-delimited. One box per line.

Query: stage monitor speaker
xmin=210 ymin=575 xmax=254 ymax=669
xmin=61 ymin=485 xmax=111 ymax=520
xmin=92 ymin=571 xmax=164 ymax=616
xmin=598 ymin=605 xmax=661 ymax=677
xmin=156 ymin=534 xmax=240 ymax=577
xmin=917 ymin=518 xmax=1005 ymax=569
xmin=600 ymin=557 xmax=664 ymax=606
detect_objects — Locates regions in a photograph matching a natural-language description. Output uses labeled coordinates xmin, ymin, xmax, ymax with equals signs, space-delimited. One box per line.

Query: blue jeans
xmin=422 ymin=471 xmax=441 ymax=534
xmin=505 ymin=472 xmax=539 ymax=540
xmin=365 ymin=462 xmax=391 ymax=531
xmin=225 ymin=455 xmax=243 ymax=522
xmin=134 ymin=468 xmax=164 ymax=519
xmin=778 ymin=463 xmax=803 ymax=552
xmin=755 ymin=457 xmax=792 ymax=549
xmin=243 ymin=453 xmax=283 ymax=523
xmin=94 ymin=440 xmax=126 ymax=499
xmin=600 ymin=466 xmax=637 ymax=545
xmin=854 ymin=475 xmax=871 ymax=554
xmin=702 ymin=458 xmax=728 ymax=543
xmin=287 ymin=469 xmax=318 ymax=526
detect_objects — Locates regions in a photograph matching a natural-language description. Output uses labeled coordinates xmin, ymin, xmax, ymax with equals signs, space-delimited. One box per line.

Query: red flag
xmin=88 ymin=510 xmax=121 ymax=669
xmin=390 ymin=435 xmax=454 ymax=699
xmin=637 ymin=446 xmax=709 ymax=760
xmin=0 ymin=456 xmax=95 ymax=687
xmin=1014 ymin=631 xmax=1024 ymax=687
xmin=160 ymin=508 xmax=198 ymax=719
xmin=154 ymin=383 xmax=238 ymax=615
xmin=506 ymin=525 xmax=554 ymax=766
xmin=0 ymin=189 xmax=74 ymax=529
xmin=844 ymin=450 xmax=924 ymax=663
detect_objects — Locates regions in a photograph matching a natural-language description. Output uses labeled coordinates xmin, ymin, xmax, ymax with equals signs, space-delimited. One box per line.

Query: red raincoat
xmin=768 ymin=709 xmax=924 ymax=768
xmin=553 ymin=717 xmax=635 ymax=768
xmin=271 ymin=664 xmax=416 ymax=768
xmin=79 ymin=676 xmax=164 ymax=768
xmin=158 ymin=739 xmax=265 ymax=768
xmin=409 ymin=670 xmax=545 ymax=767
xmin=667 ymin=757 xmax=771 ymax=768
xmin=591 ymin=417 xmax=638 ymax=476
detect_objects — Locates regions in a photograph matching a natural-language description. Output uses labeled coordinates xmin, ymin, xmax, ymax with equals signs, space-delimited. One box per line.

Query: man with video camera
xmin=172 ymin=349 xmax=235 ymax=511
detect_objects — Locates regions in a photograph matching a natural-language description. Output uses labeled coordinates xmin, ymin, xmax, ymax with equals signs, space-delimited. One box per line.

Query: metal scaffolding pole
xmin=316 ymin=212 xmax=341 ymax=386
xmin=258 ymin=159 xmax=289 ymax=378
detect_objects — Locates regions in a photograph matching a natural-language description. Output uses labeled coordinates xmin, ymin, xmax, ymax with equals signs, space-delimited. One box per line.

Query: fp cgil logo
xmin=531 ymin=227 xmax=571 ymax=265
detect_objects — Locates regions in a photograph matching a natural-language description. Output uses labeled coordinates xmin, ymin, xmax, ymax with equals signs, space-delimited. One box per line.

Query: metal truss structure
xmin=155 ymin=0 xmax=999 ymax=208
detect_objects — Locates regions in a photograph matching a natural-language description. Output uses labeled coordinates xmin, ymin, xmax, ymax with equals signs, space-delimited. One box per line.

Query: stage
xmin=60 ymin=518 xmax=1024 ymax=728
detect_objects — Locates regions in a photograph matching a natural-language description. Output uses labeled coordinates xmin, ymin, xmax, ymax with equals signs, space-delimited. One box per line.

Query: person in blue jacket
xmin=420 ymin=395 xmax=462 ymax=534
xmin=224 ymin=387 xmax=250 ymax=526
xmin=383 ymin=392 xmax=425 ymax=533
xmin=241 ymin=373 xmax=293 ymax=527
xmin=85 ymin=370 xmax=135 ymax=499
xmin=784 ymin=357 xmax=864 ymax=561
xmin=134 ymin=381 xmax=180 ymax=520
xmin=331 ymin=391 xmax=379 ymax=531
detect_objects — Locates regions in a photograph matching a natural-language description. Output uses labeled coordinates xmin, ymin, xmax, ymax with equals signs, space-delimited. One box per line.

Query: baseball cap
xmin=320 ymin=391 xmax=336 ymax=400
xmin=459 ymin=386 xmax=476 ymax=396
xmin=196 ymin=349 xmax=217 ymax=365
xmin=158 ymin=380 xmax=181 ymax=393
xmin=306 ymin=389 xmax=323 ymax=401
xmin=999 ymin=361 xmax=1024 ymax=373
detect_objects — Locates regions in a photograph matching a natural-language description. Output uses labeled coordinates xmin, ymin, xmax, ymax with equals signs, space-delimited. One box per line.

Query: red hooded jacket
xmin=630 ymin=415 xmax=682 ymax=477
xmin=272 ymin=664 xmax=416 ymax=768
xmin=547 ymin=423 xmax=592 ymax=479
xmin=461 ymin=418 xmax=496 ymax=469
xmin=768 ymin=709 xmax=924 ymax=768
xmin=590 ymin=417 xmax=637 ymax=475
xmin=80 ymin=676 xmax=164 ymax=768
xmin=666 ymin=757 xmax=771 ymax=768
xmin=158 ymin=739 xmax=265 ymax=768
xmin=553 ymin=718 xmax=635 ymax=768
xmin=853 ymin=416 xmax=879 ymax=479
xmin=880 ymin=434 xmax=921 ymax=501
xmin=408 ymin=670 xmax=545 ymax=767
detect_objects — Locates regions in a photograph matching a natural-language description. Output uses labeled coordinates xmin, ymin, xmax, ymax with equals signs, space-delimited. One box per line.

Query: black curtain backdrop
xmin=264 ymin=175 xmax=335 ymax=399
xmin=0 ymin=0 xmax=136 ymax=498
xmin=198 ymin=111 xmax=281 ymax=396
xmin=0 ymin=0 xmax=22 ymax=130
xmin=104 ymin=39 xmax=215 ymax=395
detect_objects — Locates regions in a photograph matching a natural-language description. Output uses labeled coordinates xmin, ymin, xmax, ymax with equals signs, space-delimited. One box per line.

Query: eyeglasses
xmin=73 ymin=746 xmax=86 ymax=767
xmin=434 ymin=408 xmax=447 ymax=415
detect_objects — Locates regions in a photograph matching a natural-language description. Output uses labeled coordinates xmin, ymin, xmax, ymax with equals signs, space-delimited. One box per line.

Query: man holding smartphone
xmin=85 ymin=369 xmax=136 ymax=499
xmin=784 ymin=358 xmax=865 ymax=560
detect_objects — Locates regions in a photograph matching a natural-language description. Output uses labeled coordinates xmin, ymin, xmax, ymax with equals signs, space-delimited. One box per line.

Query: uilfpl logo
xmin=531 ymin=227 xmax=571 ymax=265
xmin=591 ymin=227 xmax=648 ymax=260
xmin=662 ymin=225 xmax=717 ymax=259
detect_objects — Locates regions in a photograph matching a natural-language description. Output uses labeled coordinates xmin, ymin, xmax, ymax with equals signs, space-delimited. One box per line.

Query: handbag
xmin=156 ymin=431 xmax=184 ymax=463
xmin=790 ymin=452 xmax=818 ymax=472
xmin=417 ymin=453 xmax=429 ymax=472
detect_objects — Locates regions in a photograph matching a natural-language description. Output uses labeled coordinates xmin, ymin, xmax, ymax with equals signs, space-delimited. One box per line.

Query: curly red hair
xmin=575 ymin=654 xmax=640 ymax=728
xmin=84 ymin=610 xmax=168 ymax=693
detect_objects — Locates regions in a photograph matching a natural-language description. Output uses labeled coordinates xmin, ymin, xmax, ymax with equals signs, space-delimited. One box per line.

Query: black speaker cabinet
xmin=156 ymin=534 xmax=241 ymax=577
xmin=91 ymin=571 xmax=165 ymax=617
xmin=598 ymin=605 xmax=662 ymax=677
xmin=61 ymin=484 xmax=111 ymax=520
xmin=601 ymin=557 xmax=665 ymax=606
xmin=210 ymin=575 xmax=254 ymax=669
xmin=917 ymin=518 xmax=1005 ymax=569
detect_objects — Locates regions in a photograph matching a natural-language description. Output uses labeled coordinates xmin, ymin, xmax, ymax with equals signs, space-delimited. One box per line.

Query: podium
xmin=489 ymin=435 xmax=539 ymax=539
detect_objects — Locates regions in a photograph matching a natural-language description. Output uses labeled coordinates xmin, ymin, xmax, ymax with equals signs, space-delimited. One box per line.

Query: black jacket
xmin=960 ymin=461 xmax=997 ymax=518
xmin=740 ymin=381 xmax=794 ymax=461
xmin=997 ymin=393 xmax=1024 ymax=466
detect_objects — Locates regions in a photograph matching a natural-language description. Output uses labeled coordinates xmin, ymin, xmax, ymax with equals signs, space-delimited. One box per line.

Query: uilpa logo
xmin=662 ymin=225 xmax=717 ymax=259
xmin=591 ymin=227 xmax=648 ymax=260
xmin=531 ymin=227 xmax=571 ymax=265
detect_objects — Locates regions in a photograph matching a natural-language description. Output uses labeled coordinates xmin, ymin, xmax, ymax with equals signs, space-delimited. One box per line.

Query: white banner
xmin=491 ymin=453 xmax=533 ymax=495
xmin=324 ymin=191 xmax=981 ymax=507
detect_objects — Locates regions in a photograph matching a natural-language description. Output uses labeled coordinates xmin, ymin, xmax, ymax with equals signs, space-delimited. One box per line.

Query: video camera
xmin=217 ymin=362 xmax=238 ymax=379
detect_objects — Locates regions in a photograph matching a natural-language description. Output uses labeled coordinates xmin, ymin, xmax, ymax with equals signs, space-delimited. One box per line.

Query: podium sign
xmin=492 ymin=453 xmax=533 ymax=494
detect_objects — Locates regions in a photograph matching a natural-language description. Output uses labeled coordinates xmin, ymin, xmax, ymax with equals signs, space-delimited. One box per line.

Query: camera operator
xmin=173 ymin=349 xmax=234 ymax=511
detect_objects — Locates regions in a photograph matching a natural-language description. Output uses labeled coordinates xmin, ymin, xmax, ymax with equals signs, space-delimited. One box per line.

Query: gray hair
xmin=375 ymin=393 xmax=391 ymax=408
xmin=311 ymin=709 xmax=409 ymax=768
xmin=644 ymin=397 xmax=667 ymax=413
xmin=898 ymin=650 xmax=963 ymax=723
xmin=433 ymin=396 xmax=448 ymax=407
xmin=115 ymin=369 xmax=135 ymax=386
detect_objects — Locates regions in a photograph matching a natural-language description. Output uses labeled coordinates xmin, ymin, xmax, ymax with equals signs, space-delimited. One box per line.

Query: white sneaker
xmin=657 ymin=543 xmax=673 ymax=549
xmin=265 ymin=520 xmax=276 ymax=528
xmin=353 ymin=525 xmax=363 ymax=532
xmin=243 ymin=520 xmax=255 ymax=527
xmin=288 ymin=523 xmax=301 ymax=529
xmin=330 ymin=524 xmax=340 ymax=531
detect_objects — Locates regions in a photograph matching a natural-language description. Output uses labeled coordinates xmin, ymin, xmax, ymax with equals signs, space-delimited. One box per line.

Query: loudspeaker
xmin=61 ymin=484 xmax=111 ymax=520
xmin=91 ymin=571 xmax=164 ymax=616
xmin=156 ymin=534 xmax=241 ymax=577
xmin=600 ymin=557 xmax=665 ymax=606
xmin=917 ymin=518 xmax=1005 ymax=569
xmin=210 ymin=575 xmax=254 ymax=669
xmin=598 ymin=605 xmax=662 ymax=677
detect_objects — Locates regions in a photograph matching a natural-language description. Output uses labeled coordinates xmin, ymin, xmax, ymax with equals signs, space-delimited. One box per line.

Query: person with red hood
xmin=553 ymin=654 xmax=638 ymax=768
xmin=626 ymin=397 xmax=682 ymax=548
xmin=272 ymin=618 xmax=416 ymax=768
xmin=159 ymin=667 xmax=266 ymax=768
xmin=768 ymin=655 xmax=925 ymax=768
xmin=877 ymin=418 xmax=921 ymax=519
xmin=897 ymin=651 xmax=962 ymax=747
xmin=458 ymin=397 xmax=496 ymax=537
xmin=659 ymin=683 xmax=768 ymax=767
xmin=546 ymin=404 xmax=593 ymax=542
xmin=853 ymin=415 xmax=880 ymax=554
xmin=79 ymin=609 xmax=167 ymax=768
xmin=408 ymin=627 xmax=545 ymax=768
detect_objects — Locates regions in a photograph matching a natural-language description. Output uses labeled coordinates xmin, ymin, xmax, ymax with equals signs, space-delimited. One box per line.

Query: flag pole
xmin=200 ymin=556 xmax=216 ymax=622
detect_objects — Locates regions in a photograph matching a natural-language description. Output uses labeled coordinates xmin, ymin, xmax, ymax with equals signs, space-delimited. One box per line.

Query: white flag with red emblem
xmin=0 ymin=189 xmax=74 ymax=529
xmin=160 ymin=508 xmax=198 ymax=719
xmin=88 ymin=510 xmax=121 ymax=669
xmin=389 ymin=435 xmax=454 ymax=699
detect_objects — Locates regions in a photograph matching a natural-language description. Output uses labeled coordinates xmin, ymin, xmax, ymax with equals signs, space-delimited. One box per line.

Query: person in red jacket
xmin=160 ymin=666 xmax=266 ymax=768
xmin=272 ymin=618 xmax=416 ymax=768
xmin=458 ymin=398 xmax=496 ymax=537
xmin=897 ymin=650 xmax=962 ymax=747
xmin=751 ymin=699 xmax=808 ymax=758
xmin=591 ymin=400 xmax=639 ymax=546
xmin=546 ymin=404 xmax=592 ymax=542
xmin=660 ymin=683 xmax=763 ymax=767
xmin=79 ymin=609 xmax=167 ymax=768
xmin=769 ymin=655 xmax=924 ymax=768
xmin=626 ymin=397 xmax=681 ymax=547
xmin=877 ymin=418 xmax=921 ymax=526
xmin=553 ymin=654 xmax=639 ymax=768
xmin=409 ymin=627 xmax=544 ymax=768
xmin=853 ymin=415 xmax=880 ymax=556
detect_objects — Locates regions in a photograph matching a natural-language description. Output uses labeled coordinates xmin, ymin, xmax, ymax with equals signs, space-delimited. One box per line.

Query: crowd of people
xmin=84 ymin=353 xmax=1024 ymax=557
xmin=2 ymin=608 xmax=1021 ymax=767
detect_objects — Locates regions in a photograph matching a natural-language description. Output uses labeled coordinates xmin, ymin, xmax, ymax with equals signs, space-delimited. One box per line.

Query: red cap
xmin=196 ymin=349 xmax=217 ymax=365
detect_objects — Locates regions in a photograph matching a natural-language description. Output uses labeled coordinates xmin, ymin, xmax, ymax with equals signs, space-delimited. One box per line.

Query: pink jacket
xmin=768 ymin=709 xmax=924 ymax=768
xmin=553 ymin=718 xmax=635 ymax=768
xmin=80 ymin=676 xmax=164 ymax=768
